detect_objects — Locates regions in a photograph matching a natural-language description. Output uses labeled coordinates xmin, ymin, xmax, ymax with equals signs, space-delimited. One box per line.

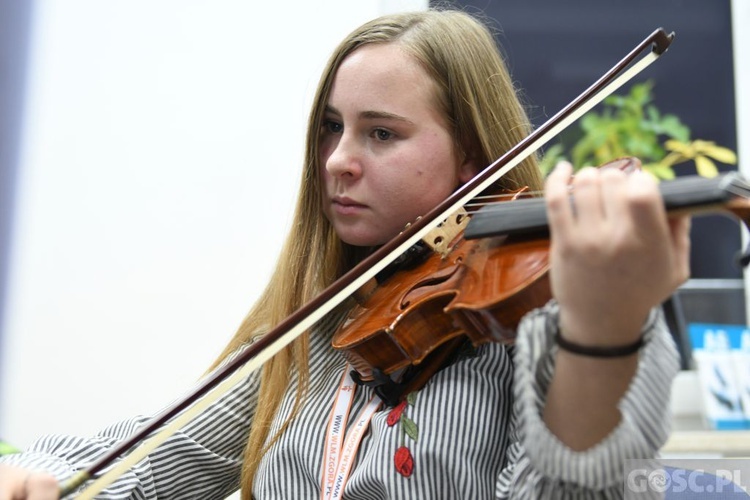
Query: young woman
xmin=0 ymin=9 xmax=688 ymax=499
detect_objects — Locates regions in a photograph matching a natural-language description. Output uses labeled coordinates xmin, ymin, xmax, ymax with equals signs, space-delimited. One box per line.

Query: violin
xmin=61 ymin=27 xmax=686 ymax=499
xmin=331 ymin=159 xmax=750 ymax=405
xmin=331 ymin=183 xmax=552 ymax=404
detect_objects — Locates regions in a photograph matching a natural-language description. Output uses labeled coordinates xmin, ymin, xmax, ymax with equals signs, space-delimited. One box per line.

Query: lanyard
xmin=321 ymin=364 xmax=382 ymax=500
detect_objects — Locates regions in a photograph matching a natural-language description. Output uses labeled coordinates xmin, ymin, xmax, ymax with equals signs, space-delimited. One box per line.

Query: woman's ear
xmin=457 ymin=156 xmax=480 ymax=184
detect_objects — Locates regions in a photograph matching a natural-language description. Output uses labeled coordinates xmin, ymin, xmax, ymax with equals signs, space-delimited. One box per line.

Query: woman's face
xmin=319 ymin=43 xmax=477 ymax=247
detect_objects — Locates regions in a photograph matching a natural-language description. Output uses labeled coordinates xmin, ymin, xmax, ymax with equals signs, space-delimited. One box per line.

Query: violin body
xmin=331 ymin=204 xmax=551 ymax=383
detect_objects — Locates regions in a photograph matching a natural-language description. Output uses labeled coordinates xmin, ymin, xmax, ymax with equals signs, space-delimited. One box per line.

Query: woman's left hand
xmin=544 ymin=161 xmax=691 ymax=346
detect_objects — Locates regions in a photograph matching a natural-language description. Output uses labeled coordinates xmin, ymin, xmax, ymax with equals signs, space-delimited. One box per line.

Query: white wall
xmin=0 ymin=0 xmax=426 ymax=449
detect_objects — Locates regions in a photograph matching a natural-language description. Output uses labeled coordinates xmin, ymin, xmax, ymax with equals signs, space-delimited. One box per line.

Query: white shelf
xmin=662 ymin=429 xmax=750 ymax=456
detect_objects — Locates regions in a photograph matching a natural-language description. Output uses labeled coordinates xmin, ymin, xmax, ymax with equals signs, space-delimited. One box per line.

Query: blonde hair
xmin=209 ymin=8 xmax=544 ymax=498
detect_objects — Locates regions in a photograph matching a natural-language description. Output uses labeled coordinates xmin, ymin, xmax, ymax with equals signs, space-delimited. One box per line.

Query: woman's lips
xmin=332 ymin=196 xmax=367 ymax=215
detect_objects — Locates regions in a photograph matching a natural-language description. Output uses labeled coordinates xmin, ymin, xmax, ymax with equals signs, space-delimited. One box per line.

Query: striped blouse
xmin=1 ymin=301 xmax=679 ymax=499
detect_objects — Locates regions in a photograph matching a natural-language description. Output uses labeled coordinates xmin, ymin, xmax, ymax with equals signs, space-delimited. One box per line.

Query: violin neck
xmin=464 ymin=172 xmax=750 ymax=240
xmin=660 ymin=173 xmax=750 ymax=213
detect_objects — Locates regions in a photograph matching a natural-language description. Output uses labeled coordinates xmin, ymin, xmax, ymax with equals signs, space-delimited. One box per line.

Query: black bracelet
xmin=554 ymin=331 xmax=646 ymax=358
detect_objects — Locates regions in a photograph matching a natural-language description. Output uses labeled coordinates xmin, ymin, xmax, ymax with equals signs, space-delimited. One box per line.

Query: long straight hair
xmin=209 ymin=8 xmax=544 ymax=497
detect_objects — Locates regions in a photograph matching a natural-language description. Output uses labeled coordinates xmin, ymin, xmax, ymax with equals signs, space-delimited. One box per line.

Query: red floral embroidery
xmin=387 ymin=400 xmax=408 ymax=426
xmin=394 ymin=446 xmax=414 ymax=477
xmin=390 ymin=392 xmax=419 ymax=478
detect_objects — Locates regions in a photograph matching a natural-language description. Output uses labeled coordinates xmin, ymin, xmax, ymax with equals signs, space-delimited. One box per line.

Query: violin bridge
xmin=422 ymin=208 xmax=470 ymax=256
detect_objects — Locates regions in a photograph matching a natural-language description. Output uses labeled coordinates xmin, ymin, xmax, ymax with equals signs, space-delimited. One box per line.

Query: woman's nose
xmin=324 ymin=133 xmax=363 ymax=179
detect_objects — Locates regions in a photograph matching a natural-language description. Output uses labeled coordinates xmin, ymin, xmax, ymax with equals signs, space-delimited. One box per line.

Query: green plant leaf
xmin=658 ymin=115 xmax=690 ymax=141
xmin=579 ymin=113 xmax=602 ymax=132
xmin=539 ymin=144 xmax=566 ymax=176
xmin=550 ymin=78 xmax=735 ymax=180
xmin=603 ymin=94 xmax=625 ymax=108
xmin=629 ymin=81 xmax=653 ymax=106
xmin=694 ymin=156 xmax=720 ymax=178
xmin=694 ymin=141 xmax=738 ymax=164
xmin=646 ymin=104 xmax=661 ymax=123
xmin=664 ymin=139 xmax=694 ymax=156
xmin=572 ymin=131 xmax=607 ymax=167
xmin=643 ymin=162 xmax=675 ymax=181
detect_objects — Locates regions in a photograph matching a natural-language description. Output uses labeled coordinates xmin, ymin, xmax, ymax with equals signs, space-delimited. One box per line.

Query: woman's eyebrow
xmin=325 ymin=104 xmax=413 ymax=125
xmin=360 ymin=110 xmax=414 ymax=125
xmin=324 ymin=104 xmax=341 ymax=117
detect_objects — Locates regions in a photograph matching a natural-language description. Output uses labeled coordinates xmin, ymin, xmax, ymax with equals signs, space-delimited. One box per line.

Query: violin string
xmin=466 ymin=173 xmax=750 ymax=217
xmin=468 ymin=189 xmax=545 ymax=201
xmin=463 ymin=191 xmax=545 ymax=215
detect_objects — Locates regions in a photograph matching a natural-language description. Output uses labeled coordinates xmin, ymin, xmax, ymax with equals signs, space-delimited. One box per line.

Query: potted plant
xmin=539 ymin=81 xmax=737 ymax=179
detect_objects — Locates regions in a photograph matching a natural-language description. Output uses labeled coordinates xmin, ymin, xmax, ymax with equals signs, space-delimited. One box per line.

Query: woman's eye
xmin=373 ymin=128 xmax=393 ymax=141
xmin=322 ymin=120 xmax=342 ymax=134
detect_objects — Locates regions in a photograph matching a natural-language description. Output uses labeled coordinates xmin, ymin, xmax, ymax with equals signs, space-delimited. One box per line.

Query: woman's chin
xmin=338 ymin=230 xmax=390 ymax=248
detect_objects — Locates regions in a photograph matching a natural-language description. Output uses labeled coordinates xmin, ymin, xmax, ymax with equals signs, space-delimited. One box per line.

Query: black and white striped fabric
xmin=1 ymin=301 xmax=679 ymax=499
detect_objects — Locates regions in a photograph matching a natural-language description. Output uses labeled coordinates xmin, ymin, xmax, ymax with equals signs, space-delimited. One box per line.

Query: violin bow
xmin=60 ymin=27 xmax=674 ymax=499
